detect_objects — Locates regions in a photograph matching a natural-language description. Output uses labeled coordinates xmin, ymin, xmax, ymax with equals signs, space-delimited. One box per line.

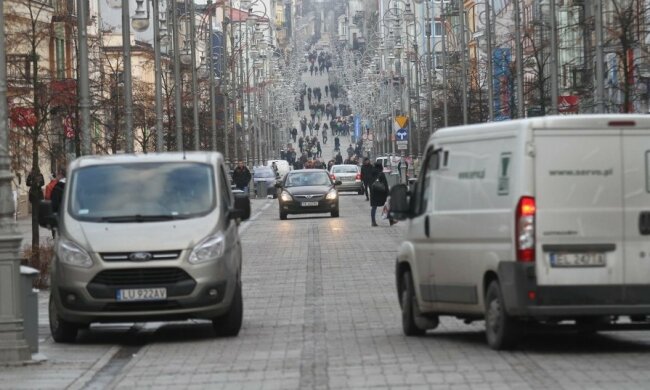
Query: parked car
xmin=39 ymin=152 xmax=251 ymax=342
xmin=389 ymin=115 xmax=650 ymax=350
xmin=276 ymin=169 xmax=341 ymax=220
xmin=329 ymin=164 xmax=363 ymax=194
xmin=253 ymin=166 xmax=278 ymax=198
xmin=265 ymin=159 xmax=291 ymax=178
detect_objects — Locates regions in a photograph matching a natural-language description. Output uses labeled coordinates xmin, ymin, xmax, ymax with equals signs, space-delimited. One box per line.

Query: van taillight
xmin=516 ymin=196 xmax=536 ymax=262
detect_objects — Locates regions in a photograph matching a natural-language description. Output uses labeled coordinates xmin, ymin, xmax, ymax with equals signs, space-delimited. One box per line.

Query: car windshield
xmin=332 ymin=165 xmax=358 ymax=173
xmin=285 ymin=171 xmax=331 ymax=187
xmin=68 ymin=162 xmax=215 ymax=221
xmin=254 ymin=169 xmax=275 ymax=178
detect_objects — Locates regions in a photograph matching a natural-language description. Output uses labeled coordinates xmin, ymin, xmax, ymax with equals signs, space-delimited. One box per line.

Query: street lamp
xmin=0 ymin=0 xmax=31 ymax=363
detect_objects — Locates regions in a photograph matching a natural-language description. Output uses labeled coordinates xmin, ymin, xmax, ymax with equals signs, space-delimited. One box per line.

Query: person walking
xmin=50 ymin=167 xmax=66 ymax=214
xmin=360 ymin=157 xmax=374 ymax=201
xmin=370 ymin=161 xmax=394 ymax=227
xmin=232 ymin=161 xmax=252 ymax=193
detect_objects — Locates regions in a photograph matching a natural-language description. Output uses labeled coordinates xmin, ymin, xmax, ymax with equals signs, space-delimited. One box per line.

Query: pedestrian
xmin=298 ymin=136 xmax=304 ymax=153
xmin=26 ymin=168 xmax=44 ymax=206
xmin=325 ymin=85 xmax=329 ymax=97
xmin=334 ymin=135 xmax=340 ymax=151
xmin=231 ymin=161 xmax=252 ymax=193
xmin=291 ymin=127 xmax=298 ymax=143
xmin=335 ymin=152 xmax=343 ymax=165
xmin=44 ymin=173 xmax=58 ymax=200
xmin=50 ymin=167 xmax=66 ymax=214
xmin=370 ymin=161 xmax=394 ymax=227
xmin=360 ymin=157 xmax=374 ymax=201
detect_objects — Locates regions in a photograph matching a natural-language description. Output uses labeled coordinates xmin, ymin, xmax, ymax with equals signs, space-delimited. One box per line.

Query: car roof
xmin=70 ymin=152 xmax=224 ymax=170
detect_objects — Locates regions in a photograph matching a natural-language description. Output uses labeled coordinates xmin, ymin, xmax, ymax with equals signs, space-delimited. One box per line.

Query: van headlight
xmin=189 ymin=233 xmax=225 ymax=264
xmin=57 ymin=239 xmax=93 ymax=268
xmin=280 ymin=191 xmax=293 ymax=202
xmin=326 ymin=189 xmax=337 ymax=200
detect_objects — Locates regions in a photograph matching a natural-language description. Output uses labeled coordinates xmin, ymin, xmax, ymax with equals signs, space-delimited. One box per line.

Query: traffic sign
xmin=395 ymin=128 xmax=408 ymax=141
xmin=397 ymin=143 xmax=407 ymax=150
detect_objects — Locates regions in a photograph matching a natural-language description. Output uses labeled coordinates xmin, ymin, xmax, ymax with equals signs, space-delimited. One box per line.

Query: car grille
xmin=91 ymin=268 xmax=193 ymax=286
xmin=103 ymin=301 xmax=182 ymax=312
xmin=293 ymin=194 xmax=324 ymax=201
xmin=100 ymin=251 xmax=181 ymax=262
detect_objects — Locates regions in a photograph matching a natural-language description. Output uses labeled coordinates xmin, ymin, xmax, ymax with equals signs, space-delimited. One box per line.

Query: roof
xmin=71 ymin=152 xmax=224 ymax=169
xmin=228 ymin=7 xmax=270 ymax=23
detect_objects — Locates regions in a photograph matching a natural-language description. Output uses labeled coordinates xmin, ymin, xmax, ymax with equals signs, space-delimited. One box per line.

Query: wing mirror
xmin=334 ymin=180 xmax=342 ymax=186
xmin=230 ymin=191 xmax=251 ymax=221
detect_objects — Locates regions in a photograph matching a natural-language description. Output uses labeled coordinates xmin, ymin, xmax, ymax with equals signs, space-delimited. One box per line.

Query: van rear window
xmin=68 ymin=162 xmax=215 ymax=221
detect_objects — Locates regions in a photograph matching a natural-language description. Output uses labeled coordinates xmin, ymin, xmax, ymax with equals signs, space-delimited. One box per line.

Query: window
xmin=433 ymin=21 xmax=443 ymax=37
xmin=220 ymin=165 xmax=232 ymax=214
xmin=415 ymin=149 xmax=440 ymax=215
xmin=434 ymin=53 xmax=443 ymax=69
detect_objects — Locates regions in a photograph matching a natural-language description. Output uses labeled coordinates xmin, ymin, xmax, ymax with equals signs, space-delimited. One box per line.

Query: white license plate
xmin=301 ymin=201 xmax=319 ymax=207
xmin=116 ymin=288 xmax=167 ymax=301
xmin=549 ymin=253 xmax=606 ymax=268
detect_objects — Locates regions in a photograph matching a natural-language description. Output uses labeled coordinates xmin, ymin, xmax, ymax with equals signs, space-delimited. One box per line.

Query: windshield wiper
xmin=100 ymin=214 xmax=182 ymax=223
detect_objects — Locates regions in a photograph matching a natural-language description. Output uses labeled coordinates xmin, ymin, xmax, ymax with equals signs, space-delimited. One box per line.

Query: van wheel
xmin=279 ymin=211 xmax=287 ymax=220
xmin=401 ymin=271 xmax=426 ymax=336
xmin=485 ymin=281 xmax=521 ymax=350
xmin=213 ymin=280 xmax=243 ymax=337
xmin=49 ymin=295 xmax=79 ymax=343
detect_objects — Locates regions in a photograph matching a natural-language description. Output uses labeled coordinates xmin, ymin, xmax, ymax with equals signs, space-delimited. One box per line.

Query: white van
xmin=266 ymin=159 xmax=291 ymax=177
xmin=389 ymin=115 xmax=650 ymax=349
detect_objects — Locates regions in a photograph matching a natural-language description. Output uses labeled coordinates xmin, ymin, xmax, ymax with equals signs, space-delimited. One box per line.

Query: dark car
xmin=277 ymin=169 xmax=341 ymax=220
xmin=253 ymin=166 xmax=278 ymax=198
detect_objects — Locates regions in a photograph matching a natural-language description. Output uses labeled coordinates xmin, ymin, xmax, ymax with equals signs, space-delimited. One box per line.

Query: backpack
xmin=371 ymin=178 xmax=387 ymax=194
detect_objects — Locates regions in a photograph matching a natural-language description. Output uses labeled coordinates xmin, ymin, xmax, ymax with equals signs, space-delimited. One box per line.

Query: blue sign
xmin=354 ymin=115 xmax=361 ymax=139
xmin=396 ymin=128 xmax=408 ymax=141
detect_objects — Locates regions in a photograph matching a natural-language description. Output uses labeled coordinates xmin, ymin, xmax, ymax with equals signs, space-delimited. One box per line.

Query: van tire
xmin=485 ymin=281 xmax=521 ymax=350
xmin=401 ymin=271 xmax=426 ymax=336
xmin=212 ymin=281 xmax=243 ymax=337
xmin=49 ymin=295 xmax=79 ymax=343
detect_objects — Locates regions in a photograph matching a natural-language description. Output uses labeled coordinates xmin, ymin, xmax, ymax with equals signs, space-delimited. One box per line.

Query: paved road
xmin=4 ymin=193 xmax=650 ymax=389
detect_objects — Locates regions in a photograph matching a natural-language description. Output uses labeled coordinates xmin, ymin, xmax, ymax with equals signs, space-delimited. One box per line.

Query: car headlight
xmin=57 ymin=239 xmax=93 ymax=268
xmin=280 ymin=191 xmax=293 ymax=202
xmin=326 ymin=189 xmax=337 ymax=200
xmin=189 ymin=233 xmax=226 ymax=264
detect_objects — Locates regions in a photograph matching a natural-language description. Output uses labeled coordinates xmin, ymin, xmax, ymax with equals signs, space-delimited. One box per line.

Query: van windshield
xmin=68 ymin=162 xmax=215 ymax=222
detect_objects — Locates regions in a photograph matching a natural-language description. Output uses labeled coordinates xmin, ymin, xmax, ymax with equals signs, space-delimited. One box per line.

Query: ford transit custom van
xmin=39 ymin=152 xmax=250 ymax=342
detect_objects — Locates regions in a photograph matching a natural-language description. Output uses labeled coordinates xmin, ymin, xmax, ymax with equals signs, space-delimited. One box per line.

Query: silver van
xmin=39 ymin=152 xmax=251 ymax=342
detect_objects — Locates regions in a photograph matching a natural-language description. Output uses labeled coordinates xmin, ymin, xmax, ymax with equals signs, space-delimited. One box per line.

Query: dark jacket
xmin=360 ymin=163 xmax=374 ymax=185
xmin=51 ymin=179 xmax=66 ymax=213
xmin=232 ymin=166 xmax=251 ymax=189
xmin=370 ymin=169 xmax=389 ymax=207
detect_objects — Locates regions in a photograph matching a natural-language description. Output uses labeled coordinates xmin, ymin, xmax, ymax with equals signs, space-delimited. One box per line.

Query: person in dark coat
xmin=50 ymin=168 xmax=66 ymax=214
xmin=360 ymin=157 xmax=374 ymax=201
xmin=370 ymin=161 xmax=394 ymax=226
xmin=231 ymin=161 xmax=252 ymax=193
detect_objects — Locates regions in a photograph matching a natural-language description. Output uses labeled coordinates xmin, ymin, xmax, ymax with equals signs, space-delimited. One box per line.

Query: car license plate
xmin=116 ymin=288 xmax=167 ymax=301
xmin=549 ymin=253 xmax=606 ymax=268
xmin=301 ymin=201 xmax=319 ymax=207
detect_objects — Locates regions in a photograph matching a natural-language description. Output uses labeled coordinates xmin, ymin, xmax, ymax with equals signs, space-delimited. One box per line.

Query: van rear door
xmin=622 ymin=128 xmax=650 ymax=287
xmin=534 ymin=129 xmax=624 ymax=286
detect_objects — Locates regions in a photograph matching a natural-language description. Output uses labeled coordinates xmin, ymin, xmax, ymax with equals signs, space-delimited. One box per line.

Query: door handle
xmin=639 ymin=211 xmax=650 ymax=235
xmin=424 ymin=215 xmax=430 ymax=238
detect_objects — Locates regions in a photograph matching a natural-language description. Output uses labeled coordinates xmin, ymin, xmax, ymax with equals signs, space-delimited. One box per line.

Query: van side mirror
xmin=334 ymin=180 xmax=342 ymax=186
xmin=389 ymin=184 xmax=411 ymax=220
xmin=38 ymin=200 xmax=58 ymax=229
xmin=231 ymin=192 xmax=251 ymax=221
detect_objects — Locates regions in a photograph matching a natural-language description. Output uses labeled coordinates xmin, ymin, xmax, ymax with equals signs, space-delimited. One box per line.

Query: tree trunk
xmin=30 ymin=46 xmax=40 ymax=264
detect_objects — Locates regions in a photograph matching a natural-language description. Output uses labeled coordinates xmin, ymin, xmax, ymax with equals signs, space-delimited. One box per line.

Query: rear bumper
xmin=336 ymin=182 xmax=363 ymax=192
xmin=498 ymin=262 xmax=650 ymax=318
xmin=279 ymin=199 xmax=338 ymax=214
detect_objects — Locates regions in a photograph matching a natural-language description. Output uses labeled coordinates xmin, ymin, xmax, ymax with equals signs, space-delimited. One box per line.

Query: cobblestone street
xmin=3 ymin=193 xmax=650 ymax=389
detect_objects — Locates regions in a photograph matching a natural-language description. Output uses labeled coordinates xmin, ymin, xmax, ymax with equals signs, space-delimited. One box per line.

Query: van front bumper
xmin=498 ymin=262 xmax=650 ymax=318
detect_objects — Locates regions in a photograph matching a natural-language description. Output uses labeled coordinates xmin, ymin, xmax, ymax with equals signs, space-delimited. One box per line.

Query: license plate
xmin=549 ymin=253 xmax=606 ymax=268
xmin=116 ymin=288 xmax=167 ymax=301
xmin=342 ymin=177 xmax=353 ymax=181
xmin=301 ymin=201 xmax=319 ymax=207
